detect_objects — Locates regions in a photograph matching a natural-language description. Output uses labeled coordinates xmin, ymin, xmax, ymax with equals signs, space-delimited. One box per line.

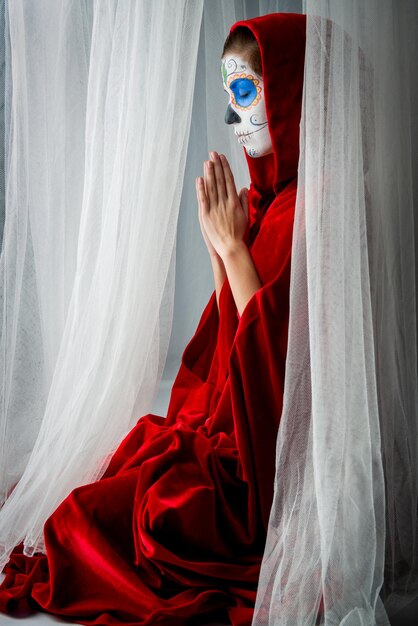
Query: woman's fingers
xmin=219 ymin=154 xmax=238 ymax=199
xmin=204 ymin=160 xmax=218 ymax=206
xmin=197 ymin=177 xmax=218 ymax=255
xmin=196 ymin=176 xmax=209 ymax=216
xmin=197 ymin=182 xmax=205 ymax=232
xmin=209 ymin=151 xmax=227 ymax=200
xmin=239 ymin=187 xmax=249 ymax=220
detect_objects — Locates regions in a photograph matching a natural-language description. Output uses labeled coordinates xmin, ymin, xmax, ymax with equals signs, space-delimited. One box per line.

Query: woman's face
xmin=221 ymin=52 xmax=273 ymax=158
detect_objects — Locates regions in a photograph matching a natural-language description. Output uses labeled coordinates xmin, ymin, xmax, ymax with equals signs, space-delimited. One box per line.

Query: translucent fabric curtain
xmin=0 ymin=0 xmax=203 ymax=568
xmin=0 ymin=0 xmax=300 ymax=571
xmin=253 ymin=1 xmax=418 ymax=625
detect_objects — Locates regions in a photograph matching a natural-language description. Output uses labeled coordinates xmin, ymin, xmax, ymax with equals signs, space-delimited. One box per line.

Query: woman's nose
xmin=224 ymin=104 xmax=241 ymax=125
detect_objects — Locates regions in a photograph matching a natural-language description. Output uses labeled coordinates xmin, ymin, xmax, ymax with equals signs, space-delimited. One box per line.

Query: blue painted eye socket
xmin=229 ymin=77 xmax=257 ymax=107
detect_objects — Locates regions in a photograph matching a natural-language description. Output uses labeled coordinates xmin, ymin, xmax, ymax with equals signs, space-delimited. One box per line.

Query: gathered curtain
xmin=0 ymin=0 xmax=299 ymax=571
xmin=254 ymin=1 xmax=418 ymax=624
xmin=0 ymin=0 xmax=205 ymax=561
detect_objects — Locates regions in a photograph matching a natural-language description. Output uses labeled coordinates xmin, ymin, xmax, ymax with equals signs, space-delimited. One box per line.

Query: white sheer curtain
xmin=0 ymin=0 xmax=299 ymax=578
xmin=253 ymin=1 xmax=418 ymax=625
xmin=0 ymin=0 xmax=203 ymax=568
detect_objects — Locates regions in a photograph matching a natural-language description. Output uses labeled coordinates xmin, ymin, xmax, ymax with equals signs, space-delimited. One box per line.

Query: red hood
xmin=228 ymin=13 xmax=306 ymax=226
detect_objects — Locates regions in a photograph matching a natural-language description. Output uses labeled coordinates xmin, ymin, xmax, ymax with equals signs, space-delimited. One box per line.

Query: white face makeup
xmin=221 ymin=52 xmax=273 ymax=158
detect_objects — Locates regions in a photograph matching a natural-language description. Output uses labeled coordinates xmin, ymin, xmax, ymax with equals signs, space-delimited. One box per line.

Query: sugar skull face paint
xmin=221 ymin=53 xmax=273 ymax=158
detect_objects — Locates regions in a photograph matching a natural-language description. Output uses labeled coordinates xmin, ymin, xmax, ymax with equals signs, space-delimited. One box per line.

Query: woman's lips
xmin=236 ymin=132 xmax=252 ymax=144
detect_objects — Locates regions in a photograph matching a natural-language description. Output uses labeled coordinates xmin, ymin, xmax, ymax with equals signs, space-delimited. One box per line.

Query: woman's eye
xmin=230 ymin=78 xmax=257 ymax=106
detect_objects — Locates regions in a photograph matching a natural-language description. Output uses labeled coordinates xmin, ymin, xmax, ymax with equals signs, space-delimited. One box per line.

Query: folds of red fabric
xmin=0 ymin=178 xmax=297 ymax=625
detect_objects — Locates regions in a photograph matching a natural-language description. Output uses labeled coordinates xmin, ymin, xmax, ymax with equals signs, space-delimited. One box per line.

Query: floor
xmin=1 ymin=380 xmax=418 ymax=625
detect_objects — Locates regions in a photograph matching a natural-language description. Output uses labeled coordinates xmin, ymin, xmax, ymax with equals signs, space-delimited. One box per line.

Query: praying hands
xmin=195 ymin=151 xmax=262 ymax=316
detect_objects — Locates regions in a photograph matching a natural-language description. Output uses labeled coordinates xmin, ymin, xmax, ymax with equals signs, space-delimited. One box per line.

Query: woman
xmin=0 ymin=12 xmax=306 ymax=626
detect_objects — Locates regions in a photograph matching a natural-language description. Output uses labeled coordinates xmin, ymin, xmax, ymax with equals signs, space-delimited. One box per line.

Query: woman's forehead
xmin=221 ymin=53 xmax=261 ymax=88
xmin=221 ymin=52 xmax=253 ymax=71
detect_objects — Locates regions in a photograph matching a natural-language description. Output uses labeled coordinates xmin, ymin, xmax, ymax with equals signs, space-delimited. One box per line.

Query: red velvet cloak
xmin=0 ymin=12 xmax=306 ymax=626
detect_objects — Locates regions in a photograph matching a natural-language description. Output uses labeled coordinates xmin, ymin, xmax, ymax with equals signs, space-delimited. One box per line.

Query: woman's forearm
xmin=210 ymin=254 xmax=227 ymax=311
xmin=221 ymin=241 xmax=262 ymax=316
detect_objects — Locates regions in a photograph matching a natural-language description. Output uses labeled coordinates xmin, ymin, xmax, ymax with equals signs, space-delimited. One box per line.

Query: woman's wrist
xmin=209 ymin=252 xmax=226 ymax=311
xmin=219 ymin=239 xmax=247 ymax=262
xmin=209 ymin=250 xmax=222 ymax=262
xmin=221 ymin=240 xmax=262 ymax=316
xmin=210 ymin=252 xmax=226 ymax=272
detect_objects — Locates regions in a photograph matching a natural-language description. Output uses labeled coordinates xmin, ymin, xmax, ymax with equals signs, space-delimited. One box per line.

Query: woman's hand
xmin=196 ymin=176 xmax=219 ymax=260
xmin=196 ymin=151 xmax=262 ymax=317
xmin=196 ymin=151 xmax=249 ymax=261
xmin=195 ymin=155 xmax=227 ymax=311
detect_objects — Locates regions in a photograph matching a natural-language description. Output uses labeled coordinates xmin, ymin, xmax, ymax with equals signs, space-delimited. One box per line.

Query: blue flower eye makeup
xmin=227 ymin=74 xmax=262 ymax=110
xmin=221 ymin=53 xmax=272 ymax=159
xmin=230 ymin=77 xmax=258 ymax=108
